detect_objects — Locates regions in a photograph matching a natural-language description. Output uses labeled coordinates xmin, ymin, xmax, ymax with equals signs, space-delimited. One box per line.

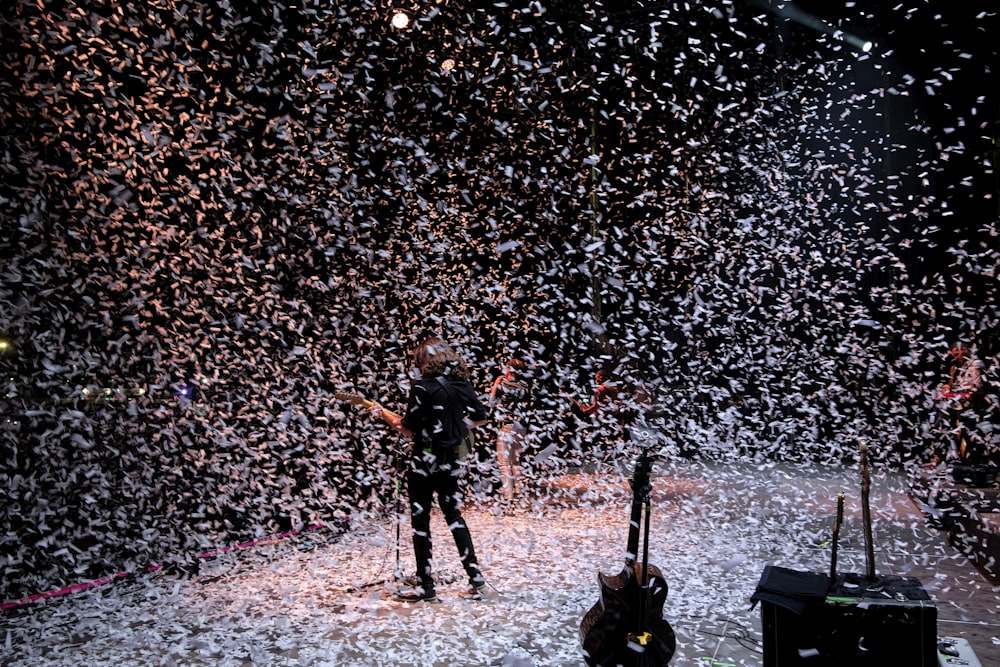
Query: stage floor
xmin=3 ymin=459 xmax=999 ymax=666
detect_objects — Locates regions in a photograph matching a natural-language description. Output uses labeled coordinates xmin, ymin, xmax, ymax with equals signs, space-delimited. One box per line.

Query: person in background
xmin=570 ymin=367 xmax=620 ymax=420
xmin=489 ymin=356 xmax=534 ymax=503
xmin=569 ymin=358 xmax=649 ymax=467
xmin=940 ymin=343 xmax=985 ymax=464
xmin=370 ymin=334 xmax=490 ymax=602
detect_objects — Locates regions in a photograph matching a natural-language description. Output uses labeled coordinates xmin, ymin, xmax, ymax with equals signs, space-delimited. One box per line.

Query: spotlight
xmin=832 ymin=29 xmax=874 ymax=53
xmin=751 ymin=0 xmax=875 ymax=54
xmin=390 ymin=8 xmax=412 ymax=29
xmin=0 ymin=334 xmax=16 ymax=357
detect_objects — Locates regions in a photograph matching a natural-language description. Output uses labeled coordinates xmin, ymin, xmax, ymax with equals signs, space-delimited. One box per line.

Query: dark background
xmin=1 ymin=0 xmax=997 ymax=601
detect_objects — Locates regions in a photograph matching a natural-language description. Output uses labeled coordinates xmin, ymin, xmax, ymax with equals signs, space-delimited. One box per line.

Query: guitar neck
xmin=336 ymin=393 xmax=403 ymax=422
xmin=382 ymin=407 xmax=403 ymax=421
xmin=625 ymin=453 xmax=653 ymax=563
xmin=860 ymin=442 xmax=876 ymax=579
xmin=366 ymin=399 xmax=403 ymax=422
xmin=830 ymin=492 xmax=844 ymax=580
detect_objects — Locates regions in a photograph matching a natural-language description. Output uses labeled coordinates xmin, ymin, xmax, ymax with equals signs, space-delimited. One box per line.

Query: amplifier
xmin=952 ymin=464 xmax=997 ymax=488
xmin=757 ymin=568 xmax=937 ymax=666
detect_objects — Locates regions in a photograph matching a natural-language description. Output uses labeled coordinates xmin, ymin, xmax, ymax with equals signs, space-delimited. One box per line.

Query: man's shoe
xmin=394 ymin=587 xmax=440 ymax=603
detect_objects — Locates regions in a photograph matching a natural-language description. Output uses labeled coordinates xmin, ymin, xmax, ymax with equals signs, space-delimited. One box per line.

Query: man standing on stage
xmin=370 ymin=334 xmax=490 ymax=602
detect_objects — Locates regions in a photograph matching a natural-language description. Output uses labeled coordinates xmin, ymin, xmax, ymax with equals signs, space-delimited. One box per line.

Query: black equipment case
xmin=755 ymin=567 xmax=937 ymax=666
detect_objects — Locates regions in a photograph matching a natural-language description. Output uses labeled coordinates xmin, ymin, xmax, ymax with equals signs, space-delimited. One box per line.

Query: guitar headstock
xmin=629 ymin=422 xmax=663 ymax=448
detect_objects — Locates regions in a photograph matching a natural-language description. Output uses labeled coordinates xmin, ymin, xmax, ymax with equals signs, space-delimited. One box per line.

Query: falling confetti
xmin=0 ymin=0 xmax=996 ymax=630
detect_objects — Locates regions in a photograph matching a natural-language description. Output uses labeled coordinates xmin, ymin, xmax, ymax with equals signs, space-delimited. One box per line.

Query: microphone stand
xmin=393 ymin=451 xmax=405 ymax=582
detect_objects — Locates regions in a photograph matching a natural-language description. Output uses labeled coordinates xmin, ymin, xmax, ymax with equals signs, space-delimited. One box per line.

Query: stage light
xmin=390 ymin=8 xmax=412 ymax=30
xmin=750 ymin=0 xmax=874 ymax=54
xmin=832 ymin=29 xmax=874 ymax=53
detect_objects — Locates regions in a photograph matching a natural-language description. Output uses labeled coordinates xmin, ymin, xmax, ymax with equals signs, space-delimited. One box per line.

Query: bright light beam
xmin=750 ymin=0 xmax=874 ymax=53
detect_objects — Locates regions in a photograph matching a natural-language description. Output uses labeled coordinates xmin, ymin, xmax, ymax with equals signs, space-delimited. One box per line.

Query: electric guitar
xmin=337 ymin=391 xmax=476 ymax=458
xmin=580 ymin=450 xmax=676 ymax=665
xmin=336 ymin=392 xmax=403 ymax=422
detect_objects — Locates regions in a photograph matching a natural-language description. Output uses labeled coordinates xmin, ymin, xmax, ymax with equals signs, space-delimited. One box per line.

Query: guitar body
xmin=580 ymin=562 xmax=676 ymax=666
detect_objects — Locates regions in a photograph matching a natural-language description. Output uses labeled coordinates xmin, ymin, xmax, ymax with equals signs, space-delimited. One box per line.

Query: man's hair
xmin=413 ymin=329 xmax=440 ymax=346
xmin=413 ymin=336 xmax=470 ymax=379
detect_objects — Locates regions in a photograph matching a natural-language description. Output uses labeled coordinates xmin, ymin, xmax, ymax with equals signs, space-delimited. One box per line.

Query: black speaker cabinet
xmin=952 ymin=464 xmax=997 ymax=488
xmin=758 ymin=569 xmax=937 ymax=666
